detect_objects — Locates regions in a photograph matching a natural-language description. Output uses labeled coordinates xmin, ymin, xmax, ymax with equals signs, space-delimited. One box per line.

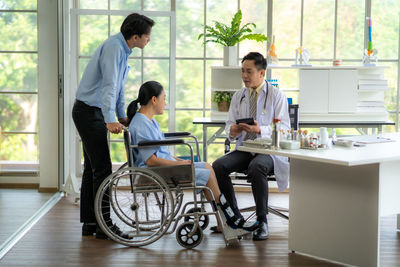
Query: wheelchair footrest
xmin=217 ymin=206 xmax=251 ymax=245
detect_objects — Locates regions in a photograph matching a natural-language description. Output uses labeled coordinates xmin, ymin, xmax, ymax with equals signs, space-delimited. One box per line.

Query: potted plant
xmin=212 ymin=91 xmax=234 ymax=112
xmin=198 ymin=9 xmax=268 ymax=66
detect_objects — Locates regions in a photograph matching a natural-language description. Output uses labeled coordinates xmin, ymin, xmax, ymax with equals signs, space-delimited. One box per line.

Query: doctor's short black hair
xmin=242 ymin=52 xmax=267 ymax=70
xmin=120 ymin=13 xmax=155 ymax=40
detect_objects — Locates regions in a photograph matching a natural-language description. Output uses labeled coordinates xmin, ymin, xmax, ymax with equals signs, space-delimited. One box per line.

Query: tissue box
xmin=279 ymin=140 xmax=300 ymax=150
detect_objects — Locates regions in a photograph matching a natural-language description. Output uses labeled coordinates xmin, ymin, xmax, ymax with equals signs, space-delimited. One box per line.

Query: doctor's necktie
xmin=245 ymin=89 xmax=257 ymax=140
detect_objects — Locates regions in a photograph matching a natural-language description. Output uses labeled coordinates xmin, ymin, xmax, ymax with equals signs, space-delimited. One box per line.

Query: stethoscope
xmin=239 ymin=81 xmax=269 ymax=115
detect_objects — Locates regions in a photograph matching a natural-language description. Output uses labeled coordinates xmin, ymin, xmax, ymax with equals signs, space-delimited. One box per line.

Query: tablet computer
xmin=236 ymin=118 xmax=254 ymax=125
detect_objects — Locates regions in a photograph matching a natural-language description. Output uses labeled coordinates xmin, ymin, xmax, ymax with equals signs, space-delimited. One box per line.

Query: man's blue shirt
xmin=76 ymin=32 xmax=131 ymax=123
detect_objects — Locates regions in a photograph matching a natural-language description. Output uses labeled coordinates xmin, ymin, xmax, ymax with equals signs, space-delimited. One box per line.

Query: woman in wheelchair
xmin=127 ymin=81 xmax=258 ymax=232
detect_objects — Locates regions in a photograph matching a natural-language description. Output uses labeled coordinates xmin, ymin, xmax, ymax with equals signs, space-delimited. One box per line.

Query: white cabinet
xmin=299 ymin=69 xmax=358 ymax=114
xmin=296 ymin=66 xmax=388 ymax=122
xmin=210 ymin=66 xmax=242 ymax=120
xmin=209 ymin=65 xmax=389 ymax=122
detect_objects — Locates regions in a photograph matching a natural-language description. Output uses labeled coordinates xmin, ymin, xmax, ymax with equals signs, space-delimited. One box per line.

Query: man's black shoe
xmin=252 ymin=221 xmax=269 ymax=241
xmin=82 ymin=223 xmax=96 ymax=236
xmin=96 ymin=224 xmax=132 ymax=240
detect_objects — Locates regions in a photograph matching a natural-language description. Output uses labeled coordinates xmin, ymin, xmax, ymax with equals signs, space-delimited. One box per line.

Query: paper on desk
xmin=339 ymin=135 xmax=394 ymax=144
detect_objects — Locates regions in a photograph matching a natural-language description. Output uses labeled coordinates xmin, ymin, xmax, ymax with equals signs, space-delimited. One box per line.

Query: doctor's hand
xmin=229 ymin=123 xmax=244 ymax=138
xmin=107 ymin=122 xmax=123 ymax=134
xmin=239 ymin=120 xmax=261 ymax=135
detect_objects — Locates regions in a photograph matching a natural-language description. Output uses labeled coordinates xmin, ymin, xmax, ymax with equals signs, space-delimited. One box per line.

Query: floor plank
xmin=0 ymin=189 xmax=54 ymax=244
xmin=1 ymin=192 xmax=399 ymax=266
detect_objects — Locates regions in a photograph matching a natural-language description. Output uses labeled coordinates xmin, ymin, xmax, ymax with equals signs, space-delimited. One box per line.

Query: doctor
xmin=212 ymin=52 xmax=290 ymax=241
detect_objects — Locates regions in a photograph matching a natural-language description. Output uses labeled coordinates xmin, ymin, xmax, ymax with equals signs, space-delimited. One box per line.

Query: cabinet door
xmin=299 ymin=69 xmax=329 ymax=114
xmin=329 ymin=69 xmax=357 ymax=113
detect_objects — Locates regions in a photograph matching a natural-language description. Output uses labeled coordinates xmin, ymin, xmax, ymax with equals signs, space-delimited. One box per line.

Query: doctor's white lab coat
xmin=225 ymin=82 xmax=291 ymax=192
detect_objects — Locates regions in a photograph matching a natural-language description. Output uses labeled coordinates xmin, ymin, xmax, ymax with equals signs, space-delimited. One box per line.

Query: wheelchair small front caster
xmin=176 ymin=221 xmax=203 ymax=249
xmin=183 ymin=207 xmax=209 ymax=230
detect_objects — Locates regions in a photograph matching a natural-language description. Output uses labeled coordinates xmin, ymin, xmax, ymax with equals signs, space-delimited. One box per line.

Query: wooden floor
xmin=0 ymin=189 xmax=54 ymax=244
xmin=1 ymin=192 xmax=400 ymax=266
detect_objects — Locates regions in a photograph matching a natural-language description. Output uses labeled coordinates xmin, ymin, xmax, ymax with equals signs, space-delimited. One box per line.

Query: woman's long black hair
xmin=127 ymin=81 xmax=164 ymax=125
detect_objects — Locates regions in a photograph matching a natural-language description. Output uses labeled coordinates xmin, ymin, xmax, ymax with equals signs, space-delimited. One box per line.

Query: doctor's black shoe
xmin=82 ymin=223 xmax=96 ymax=236
xmin=252 ymin=221 xmax=269 ymax=241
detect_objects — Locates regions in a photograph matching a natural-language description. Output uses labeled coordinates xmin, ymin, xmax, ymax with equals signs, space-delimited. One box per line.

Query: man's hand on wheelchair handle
xmin=107 ymin=122 xmax=123 ymax=134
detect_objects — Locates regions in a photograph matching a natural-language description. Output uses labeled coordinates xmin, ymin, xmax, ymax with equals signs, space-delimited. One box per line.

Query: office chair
xmin=225 ymin=104 xmax=299 ymax=221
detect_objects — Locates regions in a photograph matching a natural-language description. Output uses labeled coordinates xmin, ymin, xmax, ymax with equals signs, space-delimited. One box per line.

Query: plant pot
xmin=217 ymin=101 xmax=230 ymax=112
xmin=223 ymin=46 xmax=237 ymax=66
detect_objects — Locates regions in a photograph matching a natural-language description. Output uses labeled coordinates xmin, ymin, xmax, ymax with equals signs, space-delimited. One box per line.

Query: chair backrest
xmin=288 ymin=104 xmax=299 ymax=130
xmin=123 ymin=128 xmax=135 ymax=167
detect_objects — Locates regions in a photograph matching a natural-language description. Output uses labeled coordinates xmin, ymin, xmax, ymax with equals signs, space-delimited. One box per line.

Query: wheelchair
xmin=94 ymin=128 xmax=251 ymax=249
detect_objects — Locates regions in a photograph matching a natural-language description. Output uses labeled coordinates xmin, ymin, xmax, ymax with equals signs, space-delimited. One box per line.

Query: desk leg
xmin=398 ymin=214 xmax=400 ymax=230
xmin=203 ymin=124 xmax=207 ymax=162
xmin=289 ymin=159 xmax=380 ymax=266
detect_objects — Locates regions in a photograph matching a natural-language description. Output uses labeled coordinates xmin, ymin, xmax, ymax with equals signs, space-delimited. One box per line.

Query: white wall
xmin=38 ymin=0 xmax=59 ymax=190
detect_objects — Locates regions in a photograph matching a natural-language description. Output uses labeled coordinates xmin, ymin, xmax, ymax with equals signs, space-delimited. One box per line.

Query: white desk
xmin=238 ymin=133 xmax=400 ymax=267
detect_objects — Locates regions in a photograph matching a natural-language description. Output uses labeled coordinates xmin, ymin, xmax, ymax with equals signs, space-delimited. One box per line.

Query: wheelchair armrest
xmin=137 ymin=139 xmax=184 ymax=147
xmin=164 ymin=132 xmax=190 ymax=138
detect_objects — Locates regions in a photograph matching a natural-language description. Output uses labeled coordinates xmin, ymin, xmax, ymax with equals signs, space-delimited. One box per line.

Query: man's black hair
xmin=242 ymin=52 xmax=267 ymax=70
xmin=120 ymin=13 xmax=155 ymax=40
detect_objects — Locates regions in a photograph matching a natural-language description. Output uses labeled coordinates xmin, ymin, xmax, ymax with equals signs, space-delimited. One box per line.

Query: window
xmin=0 ymin=1 xmax=38 ymax=173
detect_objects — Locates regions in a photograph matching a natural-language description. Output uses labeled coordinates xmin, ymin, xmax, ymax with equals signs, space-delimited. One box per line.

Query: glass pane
xmin=273 ymin=0 xmax=301 ymax=60
xmin=110 ymin=141 xmax=126 ymax=163
xmin=110 ymin=15 xmax=141 ymax=57
xmin=175 ymin=110 xmax=203 ymax=155
xmin=79 ymin=0 xmax=108 ymax=9
xmin=143 ymin=17 xmax=170 ymax=58
xmin=143 ymin=59 xmax=169 ymax=99
xmin=0 ymin=53 xmax=37 ymax=92
xmin=176 ymin=60 xmax=203 ymax=108
xmin=303 ymin=0 xmax=335 ymax=59
xmin=0 ymin=134 xmax=38 ymax=163
xmin=238 ymin=0 xmax=268 ymax=58
xmin=336 ymin=0 xmax=364 ymax=60
xmin=0 ymin=94 xmax=38 ymax=132
xmin=384 ymin=113 xmax=397 ymax=133
xmin=372 ymin=0 xmax=400 ymax=59
xmin=206 ymin=0 xmax=237 ymax=58
xmin=79 ymin=57 xmax=90 ymax=81
xmin=384 ymin=62 xmax=398 ymax=112
xmin=154 ymin=112 xmax=169 ymax=132
xmin=176 ymin=0 xmax=204 ymax=58
xmin=144 ymin=0 xmax=170 ymax=11
xmin=125 ymin=59 xmax=142 ymax=103
xmin=0 ymin=12 xmax=37 ymax=51
xmin=111 ymin=0 xmax=140 ymax=10
xmin=79 ymin=15 xmax=108 ymax=56
xmin=0 ymin=0 xmax=36 ymax=9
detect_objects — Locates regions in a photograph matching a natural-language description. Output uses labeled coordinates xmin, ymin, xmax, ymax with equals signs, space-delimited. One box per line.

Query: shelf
xmin=267 ymin=65 xmax=389 ymax=70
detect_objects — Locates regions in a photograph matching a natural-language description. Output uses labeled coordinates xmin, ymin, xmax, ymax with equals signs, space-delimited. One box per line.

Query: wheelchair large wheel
xmin=95 ymin=167 xmax=174 ymax=247
xmin=176 ymin=221 xmax=203 ymax=249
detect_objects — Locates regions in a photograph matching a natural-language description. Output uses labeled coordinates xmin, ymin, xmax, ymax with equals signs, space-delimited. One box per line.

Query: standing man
xmin=72 ymin=13 xmax=154 ymax=239
xmin=212 ymin=52 xmax=290 ymax=241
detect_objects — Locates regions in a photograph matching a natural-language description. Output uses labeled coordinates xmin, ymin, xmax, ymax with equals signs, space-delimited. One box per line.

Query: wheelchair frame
xmin=94 ymin=128 xmax=250 ymax=248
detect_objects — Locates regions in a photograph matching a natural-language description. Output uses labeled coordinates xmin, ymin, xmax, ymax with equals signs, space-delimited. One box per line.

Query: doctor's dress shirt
xmin=76 ymin=32 xmax=131 ymax=123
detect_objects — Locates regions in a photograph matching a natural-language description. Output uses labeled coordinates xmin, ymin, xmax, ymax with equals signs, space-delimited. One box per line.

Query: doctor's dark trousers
xmin=213 ymin=150 xmax=274 ymax=222
xmin=72 ymin=100 xmax=112 ymax=224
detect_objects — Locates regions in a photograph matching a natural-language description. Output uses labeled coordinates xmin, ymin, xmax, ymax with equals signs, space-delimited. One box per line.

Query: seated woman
xmin=127 ymin=81 xmax=257 ymax=232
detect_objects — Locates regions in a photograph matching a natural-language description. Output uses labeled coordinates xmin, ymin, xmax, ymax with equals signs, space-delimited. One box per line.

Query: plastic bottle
xmin=320 ymin=127 xmax=328 ymax=146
